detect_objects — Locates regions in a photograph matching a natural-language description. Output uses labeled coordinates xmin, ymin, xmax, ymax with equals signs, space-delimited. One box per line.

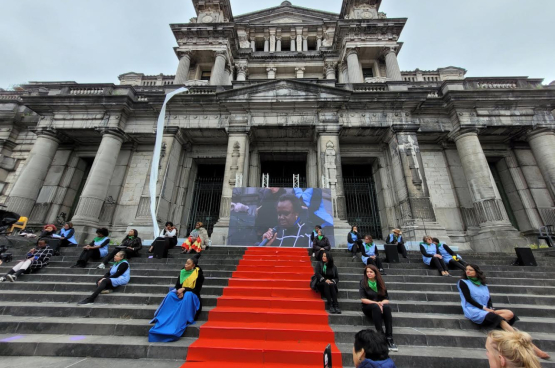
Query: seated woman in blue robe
xmin=149 ymin=253 xmax=204 ymax=342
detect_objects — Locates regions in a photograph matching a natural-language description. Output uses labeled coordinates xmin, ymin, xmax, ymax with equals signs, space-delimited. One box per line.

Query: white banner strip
xmin=150 ymin=87 xmax=188 ymax=238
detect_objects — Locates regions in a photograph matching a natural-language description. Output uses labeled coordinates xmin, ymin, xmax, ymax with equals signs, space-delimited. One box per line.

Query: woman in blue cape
xmin=149 ymin=253 xmax=204 ymax=342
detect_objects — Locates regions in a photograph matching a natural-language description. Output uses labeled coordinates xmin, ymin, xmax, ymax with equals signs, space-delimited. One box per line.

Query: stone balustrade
xmin=352 ymin=84 xmax=387 ymax=92
xmin=463 ymin=78 xmax=544 ymax=90
xmin=364 ymin=77 xmax=388 ymax=84
xmin=69 ymin=87 xmax=105 ymax=95
xmin=0 ymin=95 xmax=23 ymax=101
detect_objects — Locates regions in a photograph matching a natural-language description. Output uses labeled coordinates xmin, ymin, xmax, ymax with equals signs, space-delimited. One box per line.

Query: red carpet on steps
xmin=181 ymin=247 xmax=343 ymax=368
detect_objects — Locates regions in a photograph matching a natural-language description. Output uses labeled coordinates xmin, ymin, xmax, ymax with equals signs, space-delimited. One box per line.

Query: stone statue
xmin=325 ymin=141 xmax=337 ymax=185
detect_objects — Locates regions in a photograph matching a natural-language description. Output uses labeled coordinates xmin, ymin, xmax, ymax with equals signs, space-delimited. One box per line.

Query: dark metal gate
xmin=268 ymin=176 xmax=307 ymax=188
xmin=186 ymin=176 xmax=223 ymax=236
xmin=343 ymin=176 xmax=382 ymax=239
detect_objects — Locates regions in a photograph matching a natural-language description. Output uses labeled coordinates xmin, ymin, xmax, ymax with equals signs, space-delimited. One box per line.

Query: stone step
xmin=0 ymin=357 xmax=184 ymax=368
xmin=0 ymin=333 xmax=195 ymax=360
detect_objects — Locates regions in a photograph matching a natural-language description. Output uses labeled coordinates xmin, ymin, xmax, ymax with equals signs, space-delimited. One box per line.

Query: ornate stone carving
xmin=229 ymin=141 xmax=240 ymax=187
xmin=324 ymin=141 xmax=337 ymax=186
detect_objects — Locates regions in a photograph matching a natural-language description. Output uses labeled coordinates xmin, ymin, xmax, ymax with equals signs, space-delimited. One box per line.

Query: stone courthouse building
xmin=1 ymin=0 xmax=555 ymax=251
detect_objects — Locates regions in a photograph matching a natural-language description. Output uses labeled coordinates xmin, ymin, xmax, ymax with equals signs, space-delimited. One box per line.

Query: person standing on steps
xmin=420 ymin=235 xmax=451 ymax=277
xmin=348 ymin=225 xmax=363 ymax=260
xmin=386 ymin=228 xmax=407 ymax=259
xmin=149 ymin=253 xmax=204 ymax=342
xmin=181 ymin=221 xmax=209 ymax=254
xmin=314 ymin=251 xmax=341 ymax=314
xmin=359 ymin=265 xmax=398 ymax=352
xmin=352 ymin=329 xmax=397 ymax=368
xmin=0 ymin=239 xmax=53 ymax=282
xmin=360 ymin=235 xmax=386 ymax=275
xmin=312 ymin=228 xmax=331 ymax=260
xmin=78 ymin=251 xmax=130 ymax=305
xmin=58 ymin=222 xmax=78 ymax=248
xmin=432 ymin=237 xmax=467 ymax=272
xmin=458 ymin=264 xmax=550 ymax=360
xmin=486 ymin=330 xmax=542 ymax=368
xmin=97 ymin=229 xmax=142 ymax=269
xmin=71 ymin=228 xmax=110 ymax=268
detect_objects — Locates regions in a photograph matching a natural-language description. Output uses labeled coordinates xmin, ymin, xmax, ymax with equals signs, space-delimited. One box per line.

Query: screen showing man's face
xmin=277 ymin=200 xmax=297 ymax=227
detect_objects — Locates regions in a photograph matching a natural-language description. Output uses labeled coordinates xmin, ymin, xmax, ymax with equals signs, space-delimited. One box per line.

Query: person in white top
xmin=149 ymin=221 xmax=177 ymax=258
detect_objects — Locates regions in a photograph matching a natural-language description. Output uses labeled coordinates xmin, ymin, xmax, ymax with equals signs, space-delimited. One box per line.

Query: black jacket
xmin=103 ymin=262 xmax=129 ymax=279
xmin=314 ymin=261 xmax=339 ymax=285
xmin=174 ymin=266 xmax=205 ymax=319
xmin=28 ymin=246 xmax=54 ymax=270
xmin=121 ymin=236 xmax=142 ymax=252
xmin=348 ymin=231 xmax=362 ymax=244
xmin=360 ymin=243 xmax=380 ymax=258
xmin=312 ymin=236 xmax=331 ymax=252
xmin=359 ymin=279 xmax=389 ymax=302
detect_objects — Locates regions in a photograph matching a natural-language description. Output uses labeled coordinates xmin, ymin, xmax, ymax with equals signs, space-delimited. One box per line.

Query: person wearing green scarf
xmin=96 ymin=229 xmax=142 ymax=270
xmin=78 ymin=251 xmax=130 ymax=305
xmin=314 ymin=252 xmax=341 ymax=314
xmin=359 ymin=264 xmax=397 ymax=352
xmin=312 ymin=228 xmax=331 ymax=261
xmin=72 ymin=227 xmax=110 ymax=268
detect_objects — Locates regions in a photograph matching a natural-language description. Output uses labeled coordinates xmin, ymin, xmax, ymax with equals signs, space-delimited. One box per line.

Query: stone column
xmin=267 ymin=67 xmax=276 ymax=79
xmin=384 ymin=47 xmax=403 ymax=81
xmin=264 ymin=37 xmax=269 ymax=52
xmin=317 ymin=36 xmax=322 ymax=50
xmin=295 ymin=67 xmax=305 ymax=78
xmin=453 ymin=130 xmax=524 ymax=251
xmin=269 ymin=28 xmax=276 ymax=53
xmin=223 ymin=66 xmax=232 ymax=86
xmin=210 ymin=51 xmax=227 ymax=86
xmin=306 ymin=148 xmax=318 ymax=188
xmin=276 ymin=37 xmax=282 ymax=52
xmin=235 ymin=63 xmax=247 ymax=81
xmin=72 ymin=130 xmax=124 ymax=227
xmin=346 ymin=48 xmax=364 ymax=84
xmin=211 ymin=116 xmax=250 ymax=245
xmin=250 ymin=36 xmax=256 ymax=52
xmin=290 ymin=35 xmax=296 ymax=51
xmin=296 ymin=27 xmax=303 ymax=52
xmin=248 ymin=148 xmax=260 ymax=187
xmin=528 ymin=128 xmax=555 ymax=197
xmin=338 ymin=62 xmax=349 ymax=84
xmin=6 ymin=130 xmax=60 ymax=216
xmin=173 ymin=51 xmax=192 ymax=85
xmin=324 ymin=61 xmax=336 ymax=79
xmin=302 ymin=36 xmax=308 ymax=51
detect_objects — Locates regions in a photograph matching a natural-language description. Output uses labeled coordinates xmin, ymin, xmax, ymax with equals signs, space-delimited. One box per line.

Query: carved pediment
xmin=235 ymin=6 xmax=338 ymax=24
xmin=270 ymin=16 xmax=305 ymax=24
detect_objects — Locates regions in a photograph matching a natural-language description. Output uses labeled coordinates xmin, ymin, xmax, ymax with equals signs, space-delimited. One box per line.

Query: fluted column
xmin=72 ymin=130 xmax=124 ymax=224
xmin=346 ymin=48 xmax=363 ymax=84
xmin=528 ymin=128 xmax=555 ymax=197
xmin=6 ymin=130 xmax=60 ymax=216
xmin=173 ymin=51 xmax=192 ymax=85
xmin=384 ymin=47 xmax=403 ymax=81
xmin=263 ymin=37 xmax=269 ymax=52
xmin=290 ymin=35 xmax=296 ymax=51
xmin=210 ymin=51 xmax=227 ymax=86
xmin=267 ymin=67 xmax=276 ymax=79
xmin=302 ymin=36 xmax=308 ymax=51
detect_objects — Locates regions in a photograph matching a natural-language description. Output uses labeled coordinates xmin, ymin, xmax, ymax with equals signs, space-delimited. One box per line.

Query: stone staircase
xmin=0 ymin=242 xmax=554 ymax=368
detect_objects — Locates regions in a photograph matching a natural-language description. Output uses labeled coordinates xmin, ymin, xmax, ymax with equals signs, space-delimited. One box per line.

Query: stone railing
xmin=183 ymin=86 xmax=217 ymax=95
xmin=365 ymin=77 xmax=388 ymax=84
xmin=463 ymin=78 xmax=544 ymax=90
xmin=137 ymin=96 xmax=149 ymax=102
xmin=0 ymin=94 xmax=23 ymax=102
xmin=353 ymin=84 xmax=387 ymax=92
xmin=427 ymin=91 xmax=440 ymax=98
xmin=477 ymin=81 xmax=518 ymax=89
xmin=69 ymin=87 xmax=105 ymax=95
xmin=184 ymin=80 xmax=209 ymax=87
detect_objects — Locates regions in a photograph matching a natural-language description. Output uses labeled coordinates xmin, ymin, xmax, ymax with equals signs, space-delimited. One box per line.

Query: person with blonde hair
xmin=486 ymin=330 xmax=543 ymax=368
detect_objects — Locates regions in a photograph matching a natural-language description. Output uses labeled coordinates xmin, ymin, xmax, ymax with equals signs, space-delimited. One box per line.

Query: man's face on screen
xmin=277 ymin=200 xmax=297 ymax=227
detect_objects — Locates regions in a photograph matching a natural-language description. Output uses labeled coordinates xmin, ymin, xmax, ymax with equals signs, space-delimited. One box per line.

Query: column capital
xmin=290 ymin=35 xmax=296 ymax=40
xmin=96 ymin=127 xmax=127 ymax=142
xmin=316 ymin=125 xmax=341 ymax=136
xmin=227 ymin=115 xmax=250 ymax=134
xmin=33 ymin=128 xmax=61 ymax=143
xmin=235 ymin=63 xmax=248 ymax=73
xmin=345 ymin=47 xmax=359 ymax=57
xmin=295 ymin=67 xmax=305 ymax=71
xmin=382 ymin=46 xmax=398 ymax=56
xmin=214 ymin=50 xmax=227 ymax=59
xmin=390 ymin=123 xmax=419 ymax=134
xmin=527 ymin=127 xmax=555 ymax=141
xmin=448 ymin=127 xmax=480 ymax=142
xmin=266 ymin=67 xmax=277 ymax=72
xmin=178 ymin=50 xmax=194 ymax=60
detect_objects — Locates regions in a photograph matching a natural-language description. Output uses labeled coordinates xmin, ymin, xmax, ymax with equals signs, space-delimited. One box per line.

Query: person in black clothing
xmin=385 ymin=229 xmax=407 ymax=259
xmin=310 ymin=225 xmax=322 ymax=243
xmin=432 ymin=237 xmax=467 ymax=272
xmin=39 ymin=224 xmax=57 ymax=239
xmin=97 ymin=229 xmax=142 ymax=269
xmin=314 ymin=251 xmax=341 ymax=314
xmin=0 ymin=239 xmax=53 ymax=282
xmin=72 ymin=228 xmax=110 ymax=268
xmin=359 ymin=264 xmax=398 ymax=352
xmin=419 ymin=235 xmax=451 ymax=276
xmin=149 ymin=222 xmax=177 ymax=258
xmin=78 ymin=251 xmax=130 ymax=305
xmin=312 ymin=228 xmax=331 ymax=260
xmin=348 ymin=225 xmax=363 ymax=258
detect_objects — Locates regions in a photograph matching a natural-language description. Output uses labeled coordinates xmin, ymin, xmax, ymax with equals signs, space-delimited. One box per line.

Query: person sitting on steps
xmin=78 ymin=251 xmax=130 ymax=305
xmin=312 ymin=228 xmax=331 ymax=261
xmin=181 ymin=221 xmax=209 ymax=254
xmin=458 ymin=264 xmax=549 ymax=360
xmin=360 ymin=235 xmax=386 ymax=275
xmin=420 ymin=235 xmax=451 ymax=277
xmin=0 ymin=239 xmax=53 ymax=282
xmin=348 ymin=225 xmax=363 ymax=260
xmin=97 ymin=229 xmax=142 ymax=269
xmin=149 ymin=221 xmax=177 ymax=258
xmin=71 ymin=228 xmax=110 ymax=268
xmin=310 ymin=225 xmax=322 ymax=243
xmin=352 ymin=329 xmax=397 ymax=368
xmin=39 ymin=224 xmax=57 ymax=239
xmin=58 ymin=222 xmax=78 ymax=248
xmin=314 ymin=251 xmax=341 ymax=314
xmin=486 ymin=330 xmax=542 ymax=368
xmin=432 ymin=237 xmax=467 ymax=272
xmin=359 ymin=265 xmax=398 ymax=352
xmin=385 ymin=228 xmax=407 ymax=259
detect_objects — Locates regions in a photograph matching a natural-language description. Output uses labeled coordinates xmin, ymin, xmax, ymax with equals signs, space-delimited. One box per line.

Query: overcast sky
xmin=1 ymin=0 xmax=554 ymax=89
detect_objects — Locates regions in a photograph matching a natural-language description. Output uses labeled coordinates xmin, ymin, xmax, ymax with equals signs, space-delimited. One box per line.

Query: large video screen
xmin=228 ymin=187 xmax=335 ymax=247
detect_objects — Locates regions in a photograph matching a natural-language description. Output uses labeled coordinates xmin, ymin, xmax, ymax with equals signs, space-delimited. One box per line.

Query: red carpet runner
xmin=181 ymin=247 xmax=343 ymax=368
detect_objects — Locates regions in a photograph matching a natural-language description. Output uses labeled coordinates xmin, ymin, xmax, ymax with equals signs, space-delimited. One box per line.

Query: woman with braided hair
xmin=486 ymin=330 xmax=542 ymax=368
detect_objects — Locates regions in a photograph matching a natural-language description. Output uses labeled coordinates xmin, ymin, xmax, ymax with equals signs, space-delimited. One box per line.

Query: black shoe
xmin=387 ymin=337 xmax=398 ymax=352
xmin=70 ymin=264 xmax=80 ymax=268
xmin=329 ymin=305 xmax=337 ymax=314
xmin=78 ymin=298 xmax=94 ymax=305
xmin=379 ymin=269 xmax=387 ymax=275
xmin=333 ymin=304 xmax=342 ymax=314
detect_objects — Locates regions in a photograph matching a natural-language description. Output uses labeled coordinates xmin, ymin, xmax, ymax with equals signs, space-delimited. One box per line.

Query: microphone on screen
xmin=259 ymin=227 xmax=278 ymax=247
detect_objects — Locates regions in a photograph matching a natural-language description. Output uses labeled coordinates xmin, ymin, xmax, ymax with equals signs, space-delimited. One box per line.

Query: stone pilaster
xmin=263 ymin=36 xmax=269 ymax=52
xmin=527 ymin=128 xmax=555 ymax=198
xmin=324 ymin=61 xmax=337 ymax=80
xmin=210 ymin=50 xmax=227 ymax=86
xmin=174 ymin=51 xmax=192 ymax=85
xmin=384 ymin=47 xmax=403 ymax=81
xmin=267 ymin=67 xmax=277 ymax=79
xmin=269 ymin=28 xmax=276 ymax=53
xmin=276 ymin=37 xmax=282 ymax=52
xmin=72 ymin=129 xmax=125 ymax=239
xmin=302 ymin=36 xmax=308 ymax=51
xmin=6 ymin=129 xmax=60 ymax=216
xmin=248 ymin=147 xmax=260 ymax=187
xmin=452 ymin=130 xmax=525 ymax=251
xmin=346 ymin=48 xmax=363 ymax=84
xmin=296 ymin=27 xmax=303 ymax=52
xmin=250 ymin=36 xmax=256 ymax=52
xmin=290 ymin=35 xmax=296 ymax=51
xmin=295 ymin=67 xmax=305 ymax=79
xmin=211 ymin=115 xmax=250 ymax=245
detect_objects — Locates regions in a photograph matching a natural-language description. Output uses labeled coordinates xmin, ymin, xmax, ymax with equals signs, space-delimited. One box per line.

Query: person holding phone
xmin=0 ymin=239 xmax=53 ymax=282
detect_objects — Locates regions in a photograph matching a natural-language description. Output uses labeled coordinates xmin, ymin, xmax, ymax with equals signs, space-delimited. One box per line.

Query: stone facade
xmin=1 ymin=0 xmax=555 ymax=252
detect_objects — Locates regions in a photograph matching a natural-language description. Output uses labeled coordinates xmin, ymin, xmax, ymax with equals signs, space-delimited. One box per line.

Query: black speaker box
xmin=515 ymin=247 xmax=537 ymax=267
xmin=384 ymin=244 xmax=399 ymax=263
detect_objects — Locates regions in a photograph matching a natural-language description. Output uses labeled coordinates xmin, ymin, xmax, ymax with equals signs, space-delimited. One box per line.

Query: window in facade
xmin=201 ymin=71 xmax=211 ymax=81
xmin=362 ymin=68 xmax=374 ymax=79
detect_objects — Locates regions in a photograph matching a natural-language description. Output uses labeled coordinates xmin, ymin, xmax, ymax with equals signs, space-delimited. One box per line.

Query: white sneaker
xmin=97 ymin=264 xmax=105 ymax=269
xmin=312 ymin=253 xmax=315 ymax=257
xmin=0 ymin=277 xmax=6 ymax=282
xmin=6 ymin=274 xmax=16 ymax=282
xmin=100 ymin=290 xmax=112 ymax=294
